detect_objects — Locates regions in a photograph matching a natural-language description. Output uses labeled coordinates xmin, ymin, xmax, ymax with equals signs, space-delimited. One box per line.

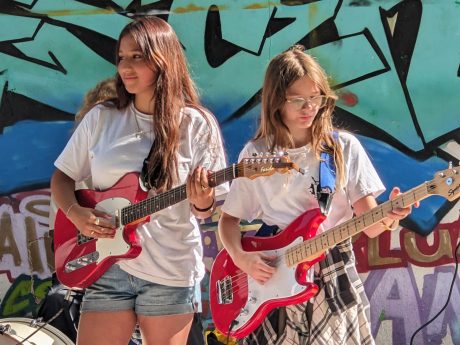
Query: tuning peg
xmin=252 ymin=152 xmax=258 ymax=157
xmin=449 ymin=161 xmax=452 ymax=169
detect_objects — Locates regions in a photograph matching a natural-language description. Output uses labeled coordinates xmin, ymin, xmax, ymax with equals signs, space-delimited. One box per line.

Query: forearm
xmin=50 ymin=169 xmax=78 ymax=217
xmin=218 ymin=213 xmax=244 ymax=259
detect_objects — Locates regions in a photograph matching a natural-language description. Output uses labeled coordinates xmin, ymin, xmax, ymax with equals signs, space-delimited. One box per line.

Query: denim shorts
xmin=81 ymin=264 xmax=195 ymax=316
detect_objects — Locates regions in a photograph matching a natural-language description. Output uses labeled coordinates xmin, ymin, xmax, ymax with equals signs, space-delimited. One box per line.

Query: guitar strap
xmin=317 ymin=130 xmax=338 ymax=216
xmin=139 ymin=143 xmax=156 ymax=191
xmin=256 ymin=131 xmax=338 ymax=237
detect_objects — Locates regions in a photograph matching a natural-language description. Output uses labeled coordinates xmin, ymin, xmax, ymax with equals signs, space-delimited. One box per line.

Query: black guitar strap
xmin=139 ymin=143 xmax=156 ymax=191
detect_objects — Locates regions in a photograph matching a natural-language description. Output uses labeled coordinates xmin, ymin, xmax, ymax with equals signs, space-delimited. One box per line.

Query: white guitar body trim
xmin=95 ymin=197 xmax=132 ymax=263
xmin=234 ymin=236 xmax=312 ymax=331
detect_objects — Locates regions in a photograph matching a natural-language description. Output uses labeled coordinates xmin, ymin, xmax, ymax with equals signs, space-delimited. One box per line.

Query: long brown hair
xmin=114 ymin=16 xmax=203 ymax=191
xmin=255 ymin=45 xmax=345 ymax=188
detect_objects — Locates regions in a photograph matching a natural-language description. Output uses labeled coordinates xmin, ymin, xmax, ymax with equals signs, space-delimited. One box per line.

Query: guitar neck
xmin=120 ymin=164 xmax=241 ymax=225
xmin=286 ymin=181 xmax=432 ymax=267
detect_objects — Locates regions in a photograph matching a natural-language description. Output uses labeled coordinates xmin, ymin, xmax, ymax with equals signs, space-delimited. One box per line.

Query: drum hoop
xmin=0 ymin=317 xmax=75 ymax=345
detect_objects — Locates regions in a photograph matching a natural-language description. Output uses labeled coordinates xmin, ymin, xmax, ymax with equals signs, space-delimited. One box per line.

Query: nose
xmin=117 ymin=58 xmax=132 ymax=72
xmin=301 ymin=100 xmax=313 ymax=109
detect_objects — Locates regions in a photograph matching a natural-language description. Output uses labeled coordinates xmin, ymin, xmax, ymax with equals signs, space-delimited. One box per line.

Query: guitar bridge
xmin=64 ymin=252 xmax=99 ymax=272
xmin=216 ymin=276 xmax=233 ymax=304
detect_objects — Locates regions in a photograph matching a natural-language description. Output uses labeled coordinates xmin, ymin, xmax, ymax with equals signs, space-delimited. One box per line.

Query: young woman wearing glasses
xmin=217 ymin=46 xmax=415 ymax=345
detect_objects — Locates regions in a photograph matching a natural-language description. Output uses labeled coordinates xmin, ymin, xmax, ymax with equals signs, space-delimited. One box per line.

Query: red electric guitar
xmin=54 ymin=154 xmax=301 ymax=288
xmin=210 ymin=164 xmax=460 ymax=338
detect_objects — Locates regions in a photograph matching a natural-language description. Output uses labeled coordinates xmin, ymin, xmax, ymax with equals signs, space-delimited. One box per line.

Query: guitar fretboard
xmin=285 ymin=182 xmax=432 ymax=267
xmin=120 ymin=164 xmax=240 ymax=225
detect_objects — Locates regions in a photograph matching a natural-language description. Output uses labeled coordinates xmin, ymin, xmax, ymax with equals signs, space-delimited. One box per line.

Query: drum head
xmin=0 ymin=317 xmax=74 ymax=345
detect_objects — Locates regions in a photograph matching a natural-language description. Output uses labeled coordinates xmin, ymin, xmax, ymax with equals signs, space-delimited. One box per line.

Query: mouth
xmin=122 ymin=75 xmax=137 ymax=81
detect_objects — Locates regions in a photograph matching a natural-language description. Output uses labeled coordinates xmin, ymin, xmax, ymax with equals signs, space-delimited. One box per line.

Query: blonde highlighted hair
xmin=255 ymin=45 xmax=345 ymax=188
xmin=75 ymin=77 xmax=117 ymax=125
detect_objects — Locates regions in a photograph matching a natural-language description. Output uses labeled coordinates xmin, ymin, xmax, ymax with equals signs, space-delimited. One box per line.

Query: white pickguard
xmin=234 ymin=236 xmax=313 ymax=331
xmin=94 ymin=197 xmax=133 ymax=262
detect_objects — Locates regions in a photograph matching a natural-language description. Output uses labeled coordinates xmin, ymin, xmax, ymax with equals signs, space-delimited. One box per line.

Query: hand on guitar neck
xmin=357 ymin=186 xmax=419 ymax=239
xmin=53 ymin=153 xmax=301 ymax=289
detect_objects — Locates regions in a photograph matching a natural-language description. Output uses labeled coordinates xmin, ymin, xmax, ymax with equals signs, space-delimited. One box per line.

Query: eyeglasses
xmin=285 ymin=95 xmax=327 ymax=110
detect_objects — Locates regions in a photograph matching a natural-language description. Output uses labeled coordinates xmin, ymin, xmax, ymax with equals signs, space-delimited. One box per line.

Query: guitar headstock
xmin=427 ymin=163 xmax=460 ymax=201
xmin=238 ymin=153 xmax=302 ymax=180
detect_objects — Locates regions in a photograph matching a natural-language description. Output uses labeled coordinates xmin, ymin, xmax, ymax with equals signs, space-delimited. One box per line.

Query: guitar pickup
xmin=216 ymin=276 xmax=233 ymax=304
xmin=77 ymin=233 xmax=95 ymax=245
xmin=64 ymin=252 xmax=99 ymax=272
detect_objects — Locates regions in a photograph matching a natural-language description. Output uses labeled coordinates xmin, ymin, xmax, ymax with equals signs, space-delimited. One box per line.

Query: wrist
xmin=65 ymin=202 xmax=79 ymax=218
xmin=193 ymin=198 xmax=215 ymax=212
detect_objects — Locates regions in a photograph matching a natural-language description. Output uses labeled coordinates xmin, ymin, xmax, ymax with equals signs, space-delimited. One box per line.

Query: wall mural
xmin=0 ymin=0 xmax=459 ymax=344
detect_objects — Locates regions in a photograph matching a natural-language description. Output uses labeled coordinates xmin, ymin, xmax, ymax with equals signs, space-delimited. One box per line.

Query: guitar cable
xmin=21 ymin=235 xmax=75 ymax=344
xmin=14 ymin=298 xmax=67 ymax=345
xmin=409 ymin=239 xmax=460 ymax=344
xmin=226 ymin=320 xmax=238 ymax=345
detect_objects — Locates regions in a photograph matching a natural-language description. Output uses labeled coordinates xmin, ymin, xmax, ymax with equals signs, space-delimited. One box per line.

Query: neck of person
xmin=134 ymin=94 xmax=155 ymax=115
xmin=291 ymin=129 xmax=312 ymax=148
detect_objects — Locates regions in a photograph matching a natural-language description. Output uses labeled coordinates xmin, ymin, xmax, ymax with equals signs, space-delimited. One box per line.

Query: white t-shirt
xmin=221 ymin=131 xmax=385 ymax=234
xmin=55 ymin=102 xmax=228 ymax=287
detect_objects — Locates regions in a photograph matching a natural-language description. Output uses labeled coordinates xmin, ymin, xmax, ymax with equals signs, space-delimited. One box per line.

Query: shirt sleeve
xmin=191 ymin=109 xmax=229 ymax=197
xmin=220 ymin=143 xmax=262 ymax=222
xmin=342 ymin=133 xmax=385 ymax=205
xmin=54 ymin=107 xmax=97 ymax=182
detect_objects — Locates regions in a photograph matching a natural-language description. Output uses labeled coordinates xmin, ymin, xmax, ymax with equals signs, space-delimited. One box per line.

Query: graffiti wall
xmin=0 ymin=0 xmax=459 ymax=344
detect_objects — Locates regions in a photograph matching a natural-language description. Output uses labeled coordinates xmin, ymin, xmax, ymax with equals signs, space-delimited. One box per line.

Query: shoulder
xmin=75 ymin=102 xmax=124 ymax=132
xmin=81 ymin=102 xmax=119 ymax=120
xmin=337 ymin=131 xmax=377 ymax=172
xmin=337 ymin=130 xmax=359 ymax=144
xmin=181 ymin=106 xmax=219 ymax=133
xmin=336 ymin=130 xmax=365 ymax=152
xmin=182 ymin=106 xmax=213 ymax=123
xmin=238 ymin=138 xmax=269 ymax=159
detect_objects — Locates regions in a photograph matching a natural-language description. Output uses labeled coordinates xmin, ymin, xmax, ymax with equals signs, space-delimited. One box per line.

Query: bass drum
xmin=0 ymin=317 xmax=74 ymax=345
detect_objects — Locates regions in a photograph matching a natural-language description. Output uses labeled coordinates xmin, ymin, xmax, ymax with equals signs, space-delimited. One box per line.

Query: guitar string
xmin=285 ymin=185 xmax=427 ymax=262
xmin=219 ymin=185 xmax=430 ymax=299
xmin=223 ymin=250 xmax=318 ymax=291
xmin=122 ymin=168 xmax=234 ymax=223
xmin=135 ymin=158 xmax=288 ymax=214
xmin=218 ymin=256 xmax=286 ymax=298
xmin=226 ymin=194 xmax=414 ymax=292
xmin=122 ymin=160 xmax=289 ymax=222
xmin=122 ymin=165 xmax=243 ymax=222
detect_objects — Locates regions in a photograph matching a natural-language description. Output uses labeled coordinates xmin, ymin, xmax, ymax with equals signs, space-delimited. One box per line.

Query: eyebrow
xmin=118 ymin=48 xmax=143 ymax=54
xmin=286 ymin=93 xmax=321 ymax=98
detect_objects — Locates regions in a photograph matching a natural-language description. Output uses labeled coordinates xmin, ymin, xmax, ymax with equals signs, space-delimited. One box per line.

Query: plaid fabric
xmin=242 ymin=239 xmax=374 ymax=345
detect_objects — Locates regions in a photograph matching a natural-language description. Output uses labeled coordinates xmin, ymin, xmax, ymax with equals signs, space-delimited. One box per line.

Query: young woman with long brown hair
xmin=51 ymin=17 xmax=227 ymax=345
xmin=218 ymin=46 xmax=415 ymax=344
